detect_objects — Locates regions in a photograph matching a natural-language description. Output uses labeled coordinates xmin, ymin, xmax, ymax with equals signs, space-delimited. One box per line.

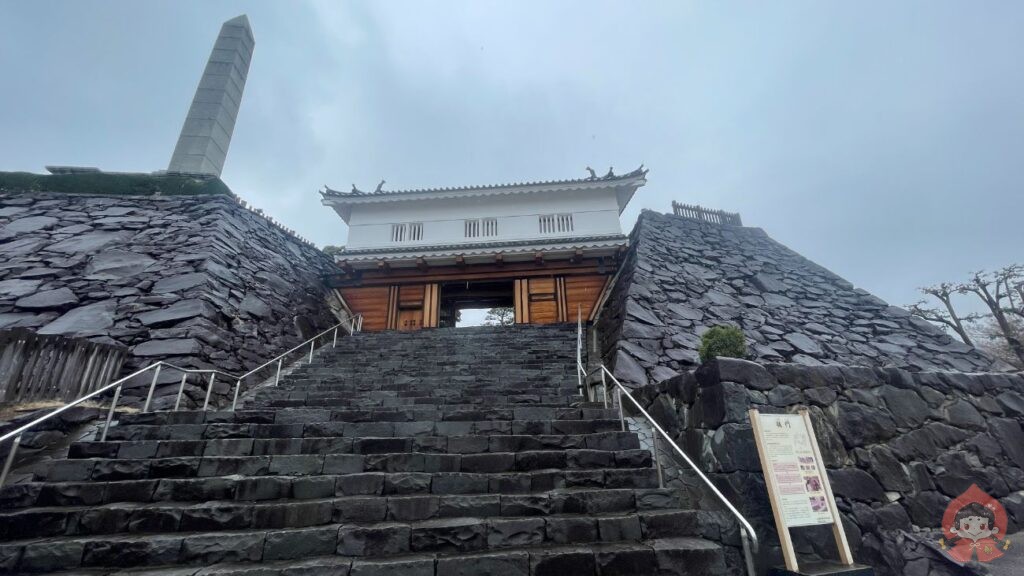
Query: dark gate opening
xmin=438 ymin=280 xmax=515 ymax=328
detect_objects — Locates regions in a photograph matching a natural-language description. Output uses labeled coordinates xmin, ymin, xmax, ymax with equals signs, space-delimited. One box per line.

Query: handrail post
xmin=142 ymin=363 xmax=162 ymax=413
xmin=274 ymin=358 xmax=283 ymax=386
xmin=616 ymin=386 xmax=624 ymax=431
xmin=651 ymin=423 xmax=664 ymax=488
xmin=100 ymin=384 xmax=122 ymax=441
xmin=174 ymin=373 xmax=188 ymax=411
xmin=202 ymin=373 xmax=216 ymax=411
xmin=576 ymin=311 xmax=582 ymax=393
xmin=741 ymin=529 xmax=756 ymax=576
xmin=332 ymin=326 xmax=339 ymax=348
xmin=0 ymin=434 xmax=22 ymax=487
xmin=309 ymin=340 xmax=315 ymax=363
xmin=600 ymin=369 xmax=608 ymax=409
xmin=231 ymin=378 xmax=242 ymax=411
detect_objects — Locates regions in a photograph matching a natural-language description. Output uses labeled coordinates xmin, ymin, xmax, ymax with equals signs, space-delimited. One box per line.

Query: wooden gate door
xmin=387 ymin=284 xmax=440 ymax=331
xmin=514 ymin=277 xmax=567 ymax=324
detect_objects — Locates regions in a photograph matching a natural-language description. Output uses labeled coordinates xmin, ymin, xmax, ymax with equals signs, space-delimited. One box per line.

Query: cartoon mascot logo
xmin=940 ymin=484 xmax=1010 ymax=563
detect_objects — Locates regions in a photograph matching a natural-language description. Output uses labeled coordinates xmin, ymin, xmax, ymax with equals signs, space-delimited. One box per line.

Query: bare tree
xmin=910 ymin=265 xmax=1024 ymax=366
xmin=972 ymin=316 xmax=1024 ymax=370
xmin=957 ymin=266 xmax=1024 ymax=364
xmin=908 ymin=282 xmax=979 ymax=346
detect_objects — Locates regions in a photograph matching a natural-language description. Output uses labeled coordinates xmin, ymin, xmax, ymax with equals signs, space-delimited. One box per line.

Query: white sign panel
xmin=755 ymin=413 xmax=833 ymax=527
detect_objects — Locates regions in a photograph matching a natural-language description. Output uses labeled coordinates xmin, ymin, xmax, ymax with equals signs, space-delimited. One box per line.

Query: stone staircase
xmin=0 ymin=325 xmax=728 ymax=575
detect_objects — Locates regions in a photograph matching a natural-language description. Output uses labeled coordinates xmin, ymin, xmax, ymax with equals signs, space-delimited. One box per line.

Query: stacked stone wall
xmin=596 ymin=211 xmax=1009 ymax=390
xmin=0 ymin=191 xmax=340 ymax=409
xmin=630 ymin=358 xmax=1024 ymax=575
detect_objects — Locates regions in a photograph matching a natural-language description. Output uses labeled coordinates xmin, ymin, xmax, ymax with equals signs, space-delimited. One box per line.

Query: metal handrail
xmin=576 ymin=324 xmax=758 ymax=576
xmin=0 ymin=314 xmax=362 ymax=486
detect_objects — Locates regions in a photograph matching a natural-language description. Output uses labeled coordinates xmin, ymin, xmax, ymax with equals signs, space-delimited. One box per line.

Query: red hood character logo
xmin=940 ymin=484 xmax=1011 ymax=563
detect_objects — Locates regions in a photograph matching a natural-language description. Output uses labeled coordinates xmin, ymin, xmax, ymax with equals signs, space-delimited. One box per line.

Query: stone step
xmin=102 ymin=419 xmax=624 ymax=442
xmin=0 ymin=324 xmax=739 ymax=575
xmin=26 ymin=538 xmax=721 ymax=576
xmin=252 ymin=386 xmax=580 ymax=399
xmin=114 ymin=407 xmax=619 ymax=427
xmin=3 ymin=469 xmax=662 ymax=508
xmin=0 ymin=490 xmax=685 ymax=539
xmin=68 ymin=431 xmax=641 ymax=460
xmin=0 ymin=511 xmax=712 ymax=572
xmin=41 ymin=449 xmax=652 ymax=482
xmin=251 ymin=396 xmax=582 ymax=409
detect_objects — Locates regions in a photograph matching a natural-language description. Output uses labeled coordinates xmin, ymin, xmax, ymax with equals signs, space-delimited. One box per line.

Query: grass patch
xmin=0 ymin=171 xmax=232 ymax=197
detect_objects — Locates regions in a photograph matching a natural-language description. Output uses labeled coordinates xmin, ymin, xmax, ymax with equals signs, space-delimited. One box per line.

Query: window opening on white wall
xmin=465 ymin=218 xmax=498 ymax=238
xmin=539 ymin=214 xmax=573 ymax=234
xmin=391 ymin=223 xmax=424 ymax=243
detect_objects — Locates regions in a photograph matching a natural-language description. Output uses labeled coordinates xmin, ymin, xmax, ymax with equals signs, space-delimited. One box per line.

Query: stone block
xmin=82 ymin=535 xmax=182 ymax=567
xmin=181 ymin=532 xmax=264 ymax=563
xmin=263 ymin=526 xmax=338 ymax=560
xmin=337 ymin=523 xmax=410 ymax=556
xmin=437 ymin=551 xmax=530 ymax=576
xmin=349 ymin=556 xmax=434 ymax=576
xmin=410 ymin=517 xmax=486 ymax=553
xmin=334 ymin=497 xmax=387 ymax=522
xmin=599 ymin=514 xmax=643 ymax=541
xmin=696 ymin=357 xmax=778 ymax=390
xmin=179 ymin=504 xmax=251 ymax=531
xmin=487 ymin=517 xmax=545 ymax=548
xmin=384 ymin=472 xmax=431 ymax=495
xmin=595 ymin=542 xmax=657 ymax=576
xmin=828 ymin=468 xmax=885 ymax=502
xmin=546 ymin=516 xmax=598 ymax=544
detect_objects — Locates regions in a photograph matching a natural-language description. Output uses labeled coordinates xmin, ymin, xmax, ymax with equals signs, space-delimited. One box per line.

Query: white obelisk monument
xmin=168 ymin=15 xmax=254 ymax=176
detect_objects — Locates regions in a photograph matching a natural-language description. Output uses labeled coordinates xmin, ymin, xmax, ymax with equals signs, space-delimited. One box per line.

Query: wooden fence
xmin=0 ymin=329 xmax=127 ymax=405
xmin=671 ymin=202 xmax=743 ymax=226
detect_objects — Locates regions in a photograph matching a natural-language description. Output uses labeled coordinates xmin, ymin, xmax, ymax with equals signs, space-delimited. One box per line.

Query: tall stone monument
xmin=167 ymin=15 xmax=254 ymax=176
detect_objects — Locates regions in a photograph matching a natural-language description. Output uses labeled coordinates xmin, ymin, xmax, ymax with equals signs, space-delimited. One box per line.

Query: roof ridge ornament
xmin=375 ymin=179 xmax=386 ymax=194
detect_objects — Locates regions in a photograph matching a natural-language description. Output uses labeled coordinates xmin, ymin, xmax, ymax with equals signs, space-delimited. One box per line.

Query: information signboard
xmin=749 ymin=408 xmax=854 ymax=572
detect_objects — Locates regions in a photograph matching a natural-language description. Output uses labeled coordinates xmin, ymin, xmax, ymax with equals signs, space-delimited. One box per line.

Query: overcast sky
xmin=1 ymin=1 xmax=1021 ymax=314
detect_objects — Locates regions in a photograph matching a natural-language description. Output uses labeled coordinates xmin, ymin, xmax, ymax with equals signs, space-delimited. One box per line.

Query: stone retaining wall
xmin=596 ymin=211 xmax=1009 ymax=390
xmin=0 ymin=191 xmax=340 ymax=409
xmin=630 ymin=358 xmax=1024 ymax=575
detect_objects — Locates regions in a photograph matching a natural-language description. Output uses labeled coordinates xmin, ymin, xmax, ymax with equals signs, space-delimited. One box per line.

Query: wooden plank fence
xmin=0 ymin=329 xmax=127 ymax=405
xmin=671 ymin=202 xmax=743 ymax=226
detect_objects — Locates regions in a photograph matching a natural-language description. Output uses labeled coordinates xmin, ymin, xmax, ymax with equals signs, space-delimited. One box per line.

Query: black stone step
xmin=0 ymin=510 xmax=711 ymax=572
xmin=0 ymin=325 xmax=735 ymax=575
xmin=114 ymin=407 xmax=618 ymax=427
xmin=18 ymin=537 xmax=724 ymax=576
xmin=102 ymin=419 xmax=624 ymax=442
xmin=5 ymin=467 xmax=660 ymax=510
xmin=251 ymin=387 xmax=580 ymax=400
xmin=0 ymin=489 xmax=686 ymax=539
xmin=67 ymin=431 xmax=640 ymax=460
xmin=40 ymin=449 xmax=652 ymax=482
xmin=250 ymin=396 xmax=581 ymax=409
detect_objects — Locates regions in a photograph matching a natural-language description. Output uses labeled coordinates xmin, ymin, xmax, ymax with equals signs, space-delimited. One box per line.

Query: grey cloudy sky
xmin=1 ymin=1 xmax=1021 ymax=313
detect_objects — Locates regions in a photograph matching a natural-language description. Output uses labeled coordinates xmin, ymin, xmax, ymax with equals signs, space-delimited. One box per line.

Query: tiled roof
xmin=338 ymin=234 xmax=628 ymax=258
xmin=322 ymin=166 xmax=647 ymax=199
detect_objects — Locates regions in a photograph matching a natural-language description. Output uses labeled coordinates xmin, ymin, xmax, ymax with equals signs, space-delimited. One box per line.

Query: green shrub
xmin=698 ymin=325 xmax=747 ymax=362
